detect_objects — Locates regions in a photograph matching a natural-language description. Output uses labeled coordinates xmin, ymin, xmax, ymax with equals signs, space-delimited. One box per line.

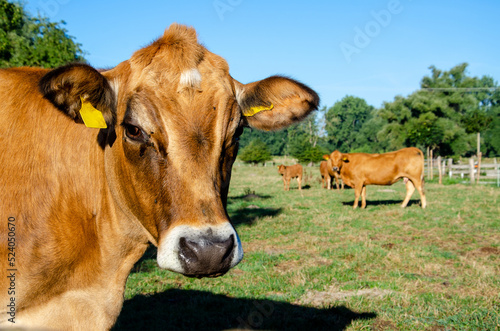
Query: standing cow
xmin=321 ymin=154 xmax=343 ymax=190
xmin=277 ymin=164 xmax=303 ymax=191
xmin=328 ymin=148 xmax=426 ymax=209
xmin=0 ymin=24 xmax=319 ymax=330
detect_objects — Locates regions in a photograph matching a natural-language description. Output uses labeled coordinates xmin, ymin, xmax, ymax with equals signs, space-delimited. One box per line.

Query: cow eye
xmin=123 ymin=123 xmax=146 ymax=142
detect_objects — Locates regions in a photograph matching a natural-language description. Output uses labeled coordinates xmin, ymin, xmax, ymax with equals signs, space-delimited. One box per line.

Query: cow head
xmin=328 ymin=150 xmax=347 ymax=173
xmin=38 ymin=24 xmax=319 ymax=278
xmin=277 ymin=164 xmax=287 ymax=175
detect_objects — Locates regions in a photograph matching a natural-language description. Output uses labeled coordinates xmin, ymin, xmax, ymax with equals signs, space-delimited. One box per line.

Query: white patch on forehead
xmin=235 ymin=84 xmax=245 ymax=106
xmin=109 ymin=78 xmax=119 ymax=99
xmin=179 ymin=68 xmax=202 ymax=90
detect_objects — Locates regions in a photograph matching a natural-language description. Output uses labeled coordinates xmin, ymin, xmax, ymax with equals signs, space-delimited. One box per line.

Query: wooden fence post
xmin=495 ymin=158 xmax=499 ymax=187
xmin=427 ymin=147 xmax=430 ymax=180
xmin=437 ymin=156 xmax=442 ymax=184
xmin=469 ymin=158 xmax=475 ymax=184
xmin=430 ymin=149 xmax=434 ymax=180
xmin=476 ymin=152 xmax=482 ymax=184
xmin=448 ymin=158 xmax=453 ymax=178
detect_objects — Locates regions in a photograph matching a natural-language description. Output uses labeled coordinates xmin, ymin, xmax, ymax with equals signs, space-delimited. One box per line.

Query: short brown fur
xmin=0 ymin=24 xmax=318 ymax=329
xmin=278 ymin=164 xmax=303 ymax=191
xmin=329 ymin=148 xmax=426 ymax=209
xmin=321 ymin=155 xmax=343 ymax=190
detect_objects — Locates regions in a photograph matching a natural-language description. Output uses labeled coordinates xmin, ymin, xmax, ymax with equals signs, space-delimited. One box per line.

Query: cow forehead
xmin=110 ymin=31 xmax=238 ymax=143
xmin=126 ymin=25 xmax=231 ymax=96
xmin=329 ymin=151 xmax=343 ymax=164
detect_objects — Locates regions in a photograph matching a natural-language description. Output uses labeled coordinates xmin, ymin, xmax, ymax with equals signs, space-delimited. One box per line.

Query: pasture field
xmin=114 ymin=161 xmax=499 ymax=330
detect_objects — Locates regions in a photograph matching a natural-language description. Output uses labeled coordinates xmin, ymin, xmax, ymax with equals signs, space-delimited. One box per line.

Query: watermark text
xmin=6 ymin=216 xmax=16 ymax=324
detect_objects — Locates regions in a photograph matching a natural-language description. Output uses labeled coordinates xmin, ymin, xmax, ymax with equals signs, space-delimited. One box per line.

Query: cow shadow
xmin=112 ymin=288 xmax=377 ymax=331
xmin=229 ymin=206 xmax=283 ymax=227
xmin=323 ymin=186 xmax=352 ymax=191
xmin=341 ymin=199 xmax=421 ymax=208
xmin=229 ymin=193 xmax=273 ymax=201
xmin=227 ymin=192 xmax=282 ymax=227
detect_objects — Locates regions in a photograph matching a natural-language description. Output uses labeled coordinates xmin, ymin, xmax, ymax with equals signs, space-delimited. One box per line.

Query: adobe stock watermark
xmin=213 ymin=0 xmax=243 ymax=21
xmin=36 ymin=0 xmax=71 ymax=18
xmin=339 ymin=0 xmax=409 ymax=63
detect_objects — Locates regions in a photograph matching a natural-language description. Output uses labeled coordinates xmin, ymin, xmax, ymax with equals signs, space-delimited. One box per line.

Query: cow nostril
xmin=178 ymin=237 xmax=199 ymax=265
xmin=178 ymin=234 xmax=235 ymax=277
xmin=220 ymin=235 xmax=235 ymax=262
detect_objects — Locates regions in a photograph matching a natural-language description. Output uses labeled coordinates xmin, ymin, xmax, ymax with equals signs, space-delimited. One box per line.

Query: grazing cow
xmin=0 ymin=24 xmax=319 ymax=330
xmin=321 ymin=154 xmax=343 ymax=190
xmin=320 ymin=160 xmax=330 ymax=189
xmin=278 ymin=164 xmax=303 ymax=191
xmin=328 ymin=148 xmax=426 ymax=209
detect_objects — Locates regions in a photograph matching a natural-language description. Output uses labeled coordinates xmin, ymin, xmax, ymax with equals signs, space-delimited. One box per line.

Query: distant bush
xmin=238 ymin=139 xmax=272 ymax=165
xmin=293 ymin=146 xmax=326 ymax=163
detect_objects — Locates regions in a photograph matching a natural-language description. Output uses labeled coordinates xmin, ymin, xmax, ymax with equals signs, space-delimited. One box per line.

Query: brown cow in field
xmin=321 ymin=154 xmax=343 ymax=190
xmin=320 ymin=160 xmax=330 ymax=189
xmin=328 ymin=148 xmax=426 ymax=209
xmin=278 ymin=164 xmax=303 ymax=191
xmin=0 ymin=24 xmax=319 ymax=330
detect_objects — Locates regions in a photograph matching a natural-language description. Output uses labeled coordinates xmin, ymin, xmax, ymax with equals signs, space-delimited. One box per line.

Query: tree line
xmin=2 ymin=2 xmax=498 ymax=165
xmin=1 ymin=0 xmax=84 ymax=68
xmin=239 ymin=63 xmax=500 ymax=164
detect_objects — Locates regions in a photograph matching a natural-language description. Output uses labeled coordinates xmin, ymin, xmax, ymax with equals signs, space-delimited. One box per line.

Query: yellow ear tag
xmin=243 ymin=103 xmax=274 ymax=117
xmin=342 ymin=157 xmax=348 ymax=161
xmin=79 ymin=97 xmax=107 ymax=129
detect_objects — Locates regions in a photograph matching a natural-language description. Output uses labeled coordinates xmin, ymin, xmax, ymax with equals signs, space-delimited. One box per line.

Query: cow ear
xmin=39 ymin=63 xmax=116 ymax=128
xmin=236 ymin=76 xmax=319 ymax=131
xmin=323 ymin=154 xmax=330 ymax=160
xmin=342 ymin=156 xmax=349 ymax=163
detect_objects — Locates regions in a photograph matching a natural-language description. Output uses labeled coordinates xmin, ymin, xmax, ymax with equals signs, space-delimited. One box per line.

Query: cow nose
xmin=178 ymin=235 xmax=235 ymax=278
xmin=333 ymin=167 xmax=339 ymax=171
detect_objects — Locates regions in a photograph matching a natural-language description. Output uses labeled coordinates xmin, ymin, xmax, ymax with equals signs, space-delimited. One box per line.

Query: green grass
xmin=113 ymin=161 xmax=500 ymax=330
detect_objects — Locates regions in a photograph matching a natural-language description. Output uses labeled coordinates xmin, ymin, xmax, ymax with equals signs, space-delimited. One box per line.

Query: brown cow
xmin=278 ymin=164 xmax=303 ymax=191
xmin=328 ymin=148 xmax=426 ymax=209
xmin=320 ymin=160 xmax=330 ymax=189
xmin=321 ymin=154 xmax=343 ymax=190
xmin=0 ymin=24 xmax=319 ymax=330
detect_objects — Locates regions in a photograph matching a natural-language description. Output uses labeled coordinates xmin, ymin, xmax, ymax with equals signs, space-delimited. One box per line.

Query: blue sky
xmin=25 ymin=0 xmax=500 ymax=109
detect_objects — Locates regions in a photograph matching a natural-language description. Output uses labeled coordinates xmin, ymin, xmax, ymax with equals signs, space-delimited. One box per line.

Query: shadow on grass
xmin=341 ymin=199 xmax=421 ymax=208
xmin=229 ymin=206 xmax=283 ymax=227
xmin=112 ymin=289 xmax=377 ymax=331
xmin=229 ymin=193 xmax=273 ymax=201
xmin=131 ymin=245 xmax=158 ymax=274
xmin=321 ymin=186 xmax=352 ymax=191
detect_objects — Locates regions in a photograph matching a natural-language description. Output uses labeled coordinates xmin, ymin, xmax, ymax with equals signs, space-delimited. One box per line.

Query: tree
xmin=239 ymin=128 xmax=288 ymax=155
xmin=325 ymin=96 xmax=375 ymax=152
xmin=293 ymin=145 xmax=326 ymax=163
xmin=238 ymin=139 xmax=272 ymax=165
xmin=285 ymin=112 xmax=329 ymax=162
xmin=377 ymin=63 xmax=498 ymax=157
xmin=483 ymin=105 xmax=500 ymax=156
xmin=0 ymin=0 xmax=84 ymax=68
xmin=482 ymin=86 xmax=500 ymax=156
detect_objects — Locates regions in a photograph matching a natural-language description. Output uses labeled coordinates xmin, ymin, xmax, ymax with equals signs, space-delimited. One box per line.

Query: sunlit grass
xmin=115 ymin=161 xmax=500 ymax=330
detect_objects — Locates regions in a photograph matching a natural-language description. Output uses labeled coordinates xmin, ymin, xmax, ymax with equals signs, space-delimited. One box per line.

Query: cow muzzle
xmin=332 ymin=167 xmax=339 ymax=172
xmin=157 ymin=223 xmax=244 ymax=278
